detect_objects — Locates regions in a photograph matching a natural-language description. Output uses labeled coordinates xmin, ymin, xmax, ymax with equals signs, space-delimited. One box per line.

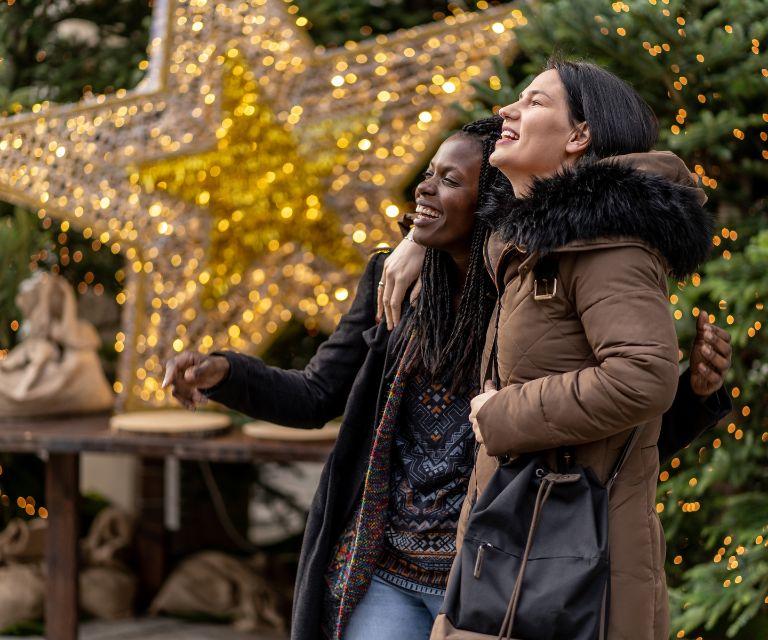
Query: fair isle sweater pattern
xmin=376 ymin=374 xmax=474 ymax=593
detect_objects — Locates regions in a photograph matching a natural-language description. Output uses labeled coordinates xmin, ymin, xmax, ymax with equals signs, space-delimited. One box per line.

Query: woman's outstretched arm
xmin=164 ymin=252 xmax=386 ymax=428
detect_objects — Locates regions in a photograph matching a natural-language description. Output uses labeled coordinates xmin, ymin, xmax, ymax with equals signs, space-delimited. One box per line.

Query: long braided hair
xmin=403 ymin=116 xmax=504 ymax=395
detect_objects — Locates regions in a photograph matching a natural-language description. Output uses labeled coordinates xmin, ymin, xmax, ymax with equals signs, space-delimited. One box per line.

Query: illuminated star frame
xmin=0 ymin=0 xmax=522 ymax=408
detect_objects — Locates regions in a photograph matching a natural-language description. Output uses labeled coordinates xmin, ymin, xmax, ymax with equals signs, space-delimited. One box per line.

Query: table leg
xmin=45 ymin=453 xmax=80 ymax=640
xmin=135 ymin=457 xmax=167 ymax=609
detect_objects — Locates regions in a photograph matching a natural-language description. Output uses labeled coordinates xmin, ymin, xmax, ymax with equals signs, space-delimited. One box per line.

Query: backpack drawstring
xmin=497 ymin=472 xmax=579 ymax=640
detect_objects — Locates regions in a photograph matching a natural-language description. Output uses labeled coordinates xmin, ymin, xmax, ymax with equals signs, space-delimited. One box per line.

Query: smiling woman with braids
xmin=401 ymin=118 xmax=499 ymax=395
xmin=163 ymin=118 xmax=504 ymax=639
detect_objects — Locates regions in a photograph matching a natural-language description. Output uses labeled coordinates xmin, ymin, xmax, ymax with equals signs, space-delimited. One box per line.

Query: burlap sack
xmin=81 ymin=505 xmax=134 ymax=567
xmin=79 ymin=565 xmax=136 ymax=620
xmin=79 ymin=507 xmax=137 ymax=620
xmin=0 ymin=564 xmax=44 ymax=630
xmin=149 ymin=551 xmax=285 ymax=632
xmin=0 ymin=271 xmax=113 ymax=418
xmin=0 ymin=508 xmax=137 ymax=626
xmin=0 ymin=519 xmax=46 ymax=631
xmin=0 ymin=518 xmax=46 ymax=564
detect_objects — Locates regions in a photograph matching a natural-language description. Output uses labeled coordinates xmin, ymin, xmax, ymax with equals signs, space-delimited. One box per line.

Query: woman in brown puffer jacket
xmin=429 ymin=59 xmax=714 ymax=639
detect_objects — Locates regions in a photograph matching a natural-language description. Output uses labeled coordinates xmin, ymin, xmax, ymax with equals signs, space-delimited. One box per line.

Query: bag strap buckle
xmin=533 ymin=277 xmax=557 ymax=301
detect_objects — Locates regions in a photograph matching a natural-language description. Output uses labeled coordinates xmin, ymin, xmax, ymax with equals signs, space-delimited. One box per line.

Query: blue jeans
xmin=344 ymin=575 xmax=444 ymax=639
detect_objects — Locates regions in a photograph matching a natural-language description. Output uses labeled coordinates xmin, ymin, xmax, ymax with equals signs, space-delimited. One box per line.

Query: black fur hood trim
xmin=479 ymin=160 xmax=714 ymax=280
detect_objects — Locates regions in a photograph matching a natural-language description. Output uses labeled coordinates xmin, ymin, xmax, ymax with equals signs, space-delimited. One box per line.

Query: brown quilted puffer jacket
xmin=432 ymin=152 xmax=712 ymax=640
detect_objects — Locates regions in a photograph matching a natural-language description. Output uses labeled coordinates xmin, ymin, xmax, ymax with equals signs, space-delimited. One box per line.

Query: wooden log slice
xmin=242 ymin=420 xmax=341 ymax=441
xmin=110 ymin=410 xmax=231 ymax=438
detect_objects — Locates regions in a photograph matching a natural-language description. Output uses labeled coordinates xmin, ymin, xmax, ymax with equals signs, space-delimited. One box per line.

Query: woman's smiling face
xmin=411 ymin=134 xmax=482 ymax=254
xmin=489 ymin=68 xmax=586 ymax=189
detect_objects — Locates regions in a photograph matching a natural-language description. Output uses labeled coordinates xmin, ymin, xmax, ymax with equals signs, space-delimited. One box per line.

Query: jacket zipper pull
xmin=473 ymin=543 xmax=492 ymax=579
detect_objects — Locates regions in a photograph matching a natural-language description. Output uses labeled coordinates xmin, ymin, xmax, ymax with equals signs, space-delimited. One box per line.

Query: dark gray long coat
xmin=206 ymin=252 xmax=398 ymax=639
xmin=205 ymin=251 xmax=729 ymax=640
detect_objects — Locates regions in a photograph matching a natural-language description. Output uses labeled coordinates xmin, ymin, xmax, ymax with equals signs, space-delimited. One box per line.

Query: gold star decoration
xmin=0 ymin=0 xmax=522 ymax=408
xmin=136 ymin=57 xmax=364 ymax=333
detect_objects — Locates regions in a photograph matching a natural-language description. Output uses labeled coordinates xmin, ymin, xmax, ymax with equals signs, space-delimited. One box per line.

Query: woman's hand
xmin=689 ymin=311 xmax=732 ymax=398
xmin=161 ymin=352 xmax=230 ymax=409
xmin=377 ymin=236 xmax=426 ymax=330
xmin=470 ymin=380 xmax=498 ymax=444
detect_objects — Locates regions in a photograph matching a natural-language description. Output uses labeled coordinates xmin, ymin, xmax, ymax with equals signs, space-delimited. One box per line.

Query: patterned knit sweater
xmin=375 ymin=373 xmax=475 ymax=594
xmin=323 ymin=343 xmax=476 ymax=639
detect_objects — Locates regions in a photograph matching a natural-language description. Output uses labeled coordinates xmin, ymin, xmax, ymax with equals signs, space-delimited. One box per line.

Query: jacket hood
xmin=479 ymin=151 xmax=713 ymax=280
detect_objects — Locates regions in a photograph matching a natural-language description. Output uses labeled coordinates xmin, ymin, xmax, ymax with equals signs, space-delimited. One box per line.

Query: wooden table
xmin=0 ymin=413 xmax=334 ymax=640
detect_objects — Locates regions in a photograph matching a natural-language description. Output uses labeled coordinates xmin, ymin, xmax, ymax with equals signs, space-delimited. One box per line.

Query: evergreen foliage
xmin=0 ymin=208 xmax=49 ymax=348
xmin=293 ymin=0 xmax=449 ymax=46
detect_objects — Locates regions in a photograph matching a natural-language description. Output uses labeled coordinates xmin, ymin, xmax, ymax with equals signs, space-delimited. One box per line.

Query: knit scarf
xmin=323 ymin=338 xmax=414 ymax=639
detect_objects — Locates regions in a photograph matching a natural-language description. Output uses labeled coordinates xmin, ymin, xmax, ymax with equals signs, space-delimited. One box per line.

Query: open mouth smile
xmin=415 ymin=203 xmax=441 ymax=219
xmin=497 ymin=128 xmax=520 ymax=145
xmin=413 ymin=203 xmax=443 ymax=226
